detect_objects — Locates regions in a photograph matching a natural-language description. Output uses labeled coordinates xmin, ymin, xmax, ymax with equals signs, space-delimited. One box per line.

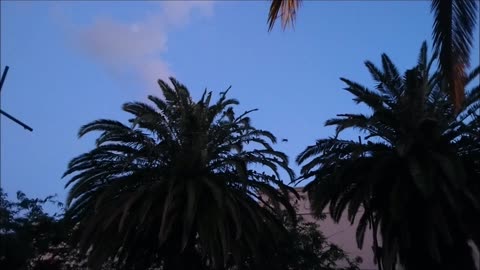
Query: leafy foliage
xmin=0 ymin=189 xmax=72 ymax=270
xmin=297 ymin=42 xmax=480 ymax=270
xmin=63 ymin=78 xmax=297 ymax=270
xmin=259 ymin=210 xmax=362 ymax=270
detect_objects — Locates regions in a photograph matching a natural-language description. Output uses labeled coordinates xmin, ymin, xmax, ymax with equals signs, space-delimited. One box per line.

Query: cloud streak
xmin=59 ymin=1 xmax=214 ymax=92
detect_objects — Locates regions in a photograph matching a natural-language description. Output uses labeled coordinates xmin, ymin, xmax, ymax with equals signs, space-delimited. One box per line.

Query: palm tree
xmin=296 ymin=42 xmax=480 ymax=270
xmin=63 ymin=78 xmax=297 ymax=270
xmin=267 ymin=0 xmax=478 ymax=112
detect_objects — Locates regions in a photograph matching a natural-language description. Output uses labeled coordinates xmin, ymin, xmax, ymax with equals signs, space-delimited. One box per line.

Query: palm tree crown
xmin=63 ymin=78 xmax=297 ymax=269
xmin=297 ymin=42 xmax=480 ymax=270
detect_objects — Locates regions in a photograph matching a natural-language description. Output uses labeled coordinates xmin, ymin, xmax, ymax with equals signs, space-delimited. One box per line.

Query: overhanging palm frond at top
xmin=267 ymin=0 xmax=302 ymax=31
xmin=267 ymin=0 xmax=479 ymax=113
xmin=431 ymin=0 xmax=479 ymax=111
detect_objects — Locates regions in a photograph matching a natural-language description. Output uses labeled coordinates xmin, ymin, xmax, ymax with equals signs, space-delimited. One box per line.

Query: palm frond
xmin=466 ymin=66 xmax=480 ymax=85
xmin=78 ymin=120 xmax=130 ymax=138
xmin=418 ymin=41 xmax=429 ymax=70
xmin=267 ymin=0 xmax=302 ymax=31
xmin=431 ymin=0 xmax=479 ymax=111
xmin=340 ymin=78 xmax=386 ymax=110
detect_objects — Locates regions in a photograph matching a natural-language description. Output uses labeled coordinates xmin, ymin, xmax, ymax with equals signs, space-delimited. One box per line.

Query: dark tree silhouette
xmin=297 ymin=42 xmax=480 ymax=270
xmin=63 ymin=78 xmax=297 ymax=270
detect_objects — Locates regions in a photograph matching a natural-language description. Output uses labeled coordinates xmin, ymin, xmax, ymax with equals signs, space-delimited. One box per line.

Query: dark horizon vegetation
xmin=0 ymin=188 xmax=363 ymax=270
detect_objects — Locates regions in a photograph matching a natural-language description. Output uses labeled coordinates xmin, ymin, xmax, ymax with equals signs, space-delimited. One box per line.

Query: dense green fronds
xmin=63 ymin=77 xmax=296 ymax=270
xmin=298 ymin=42 xmax=480 ymax=270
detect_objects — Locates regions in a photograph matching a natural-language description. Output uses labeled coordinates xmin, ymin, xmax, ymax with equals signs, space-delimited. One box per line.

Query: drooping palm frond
xmin=431 ymin=0 xmax=478 ymax=112
xmin=267 ymin=0 xmax=302 ymax=31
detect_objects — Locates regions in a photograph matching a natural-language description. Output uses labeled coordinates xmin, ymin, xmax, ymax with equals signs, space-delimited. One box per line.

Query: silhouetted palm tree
xmin=297 ymin=42 xmax=480 ymax=270
xmin=63 ymin=78 xmax=297 ymax=270
xmin=267 ymin=0 xmax=478 ymax=111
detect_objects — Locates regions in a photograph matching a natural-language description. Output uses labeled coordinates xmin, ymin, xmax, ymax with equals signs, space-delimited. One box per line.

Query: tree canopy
xmin=63 ymin=78 xmax=299 ymax=269
xmin=297 ymin=41 xmax=480 ymax=270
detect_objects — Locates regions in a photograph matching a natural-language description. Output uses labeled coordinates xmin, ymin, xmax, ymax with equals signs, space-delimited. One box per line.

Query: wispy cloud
xmin=54 ymin=1 xmax=213 ymax=92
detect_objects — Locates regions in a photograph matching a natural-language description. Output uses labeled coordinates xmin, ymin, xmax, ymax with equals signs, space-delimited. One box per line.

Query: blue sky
xmin=1 ymin=1 xmax=479 ymax=203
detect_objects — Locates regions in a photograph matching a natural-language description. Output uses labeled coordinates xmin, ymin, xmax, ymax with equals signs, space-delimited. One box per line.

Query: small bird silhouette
xmin=281 ymin=138 xmax=288 ymax=142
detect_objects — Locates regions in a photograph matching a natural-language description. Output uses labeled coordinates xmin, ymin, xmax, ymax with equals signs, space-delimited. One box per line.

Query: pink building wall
xmin=291 ymin=189 xmax=377 ymax=270
xmin=290 ymin=188 xmax=480 ymax=270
